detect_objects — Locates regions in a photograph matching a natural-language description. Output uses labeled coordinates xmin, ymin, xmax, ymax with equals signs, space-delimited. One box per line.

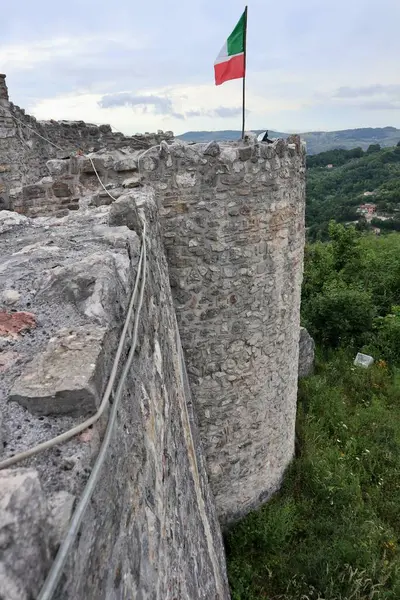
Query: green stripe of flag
xmin=227 ymin=10 xmax=246 ymax=56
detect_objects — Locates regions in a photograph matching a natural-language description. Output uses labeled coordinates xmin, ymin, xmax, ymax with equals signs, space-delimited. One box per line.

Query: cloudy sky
xmin=2 ymin=0 xmax=400 ymax=135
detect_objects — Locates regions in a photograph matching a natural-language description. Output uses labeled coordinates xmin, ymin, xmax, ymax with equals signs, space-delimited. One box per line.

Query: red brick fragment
xmin=0 ymin=311 xmax=36 ymax=338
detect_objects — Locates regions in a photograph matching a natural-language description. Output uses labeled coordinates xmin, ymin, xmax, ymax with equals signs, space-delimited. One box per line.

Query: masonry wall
xmin=0 ymin=74 xmax=173 ymax=207
xmin=0 ymin=74 xmax=308 ymax=596
xmin=0 ymin=193 xmax=230 ymax=599
xmin=2 ymin=133 xmax=307 ymax=524
xmin=142 ymin=138 xmax=306 ymax=522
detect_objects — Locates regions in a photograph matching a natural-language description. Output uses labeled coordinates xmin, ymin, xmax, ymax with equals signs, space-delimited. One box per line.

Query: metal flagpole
xmin=241 ymin=6 xmax=248 ymax=139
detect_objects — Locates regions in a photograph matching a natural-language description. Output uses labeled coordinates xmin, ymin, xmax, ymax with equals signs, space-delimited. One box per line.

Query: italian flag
xmin=214 ymin=9 xmax=247 ymax=86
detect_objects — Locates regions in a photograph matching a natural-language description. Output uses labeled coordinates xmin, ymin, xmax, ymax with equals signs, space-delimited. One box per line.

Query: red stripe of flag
xmin=214 ymin=54 xmax=245 ymax=86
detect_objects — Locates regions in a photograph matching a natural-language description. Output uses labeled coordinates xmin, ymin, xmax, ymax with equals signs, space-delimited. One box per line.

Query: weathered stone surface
xmin=48 ymin=491 xmax=75 ymax=546
xmin=23 ymin=183 xmax=45 ymax=200
xmin=0 ymin=351 xmax=19 ymax=374
xmin=298 ymin=326 xmax=315 ymax=377
xmin=114 ymin=156 xmax=138 ymax=171
xmin=108 ymin=194 xmax=141 ymax=232
xmin=79 ymin=156 xmax=106 ymax=173
xmin=142 ymin=137 xmax=306 ymax=522
xmin=0 ymin=469 xmax=52 ymax=600
xmin=9 ymin=326 xmax=108 ymax=415
xmin=0 ymin=73 xmax=307 ymax=595
xmin=0 ymin=195 xmax=230 ymax=600
xmin=0 ymin=73 xmax=173 ymax=202
xmin=238 ymin=145 xmax=252 ymax=161
xmin=0 ymin=210 xmax=28 ymax=234
xmin=46 ymin=159 xmax=69 ymax=176
xmin=53 ymin=194 xmax=230 ymax=600
xmin=0 ymin=311 xmax=36 ymax=338
xmin=38 ymin=251 xmax=132 ymax=324
xmin=0 ymin=193 xmax=10 ymax=210
xmin=122 ymin=174 xmax=143 ymax=188
xmin=204 ymin=141 xmax=220 ymax=157
xmin=1 ymin=289 xmax=21 ymax=306
xmin=52 ymin=180 xmax=72 ymax=197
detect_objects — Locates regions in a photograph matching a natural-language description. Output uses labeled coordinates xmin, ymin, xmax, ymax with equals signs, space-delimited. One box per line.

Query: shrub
xmin=306 ymin=282 xmax=374 ymax=347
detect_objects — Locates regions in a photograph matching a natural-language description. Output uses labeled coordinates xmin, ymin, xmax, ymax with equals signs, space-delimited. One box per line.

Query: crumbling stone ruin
xmin=0 ymin=74 xmax=310 ymax=599
xmin=0 ymin=74 xmax=172 ymax=212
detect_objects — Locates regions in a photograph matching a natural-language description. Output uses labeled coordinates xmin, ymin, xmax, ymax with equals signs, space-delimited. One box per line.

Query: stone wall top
xmin=0 ymin=74 xmax=8 ymax=103
xmin=0 ymin=192 xmax=230 ymax=599
xmin=0 ymin=74 xmax=175 ymax=195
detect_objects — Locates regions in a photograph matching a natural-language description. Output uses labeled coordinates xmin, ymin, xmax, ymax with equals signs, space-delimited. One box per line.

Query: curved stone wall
xmin=143 ymin=138 xmax=306 ymax=522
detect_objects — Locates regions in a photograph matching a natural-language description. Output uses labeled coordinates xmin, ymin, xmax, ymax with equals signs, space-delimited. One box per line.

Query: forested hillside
xmin=307 ymin=143 xmax=400 ymax=240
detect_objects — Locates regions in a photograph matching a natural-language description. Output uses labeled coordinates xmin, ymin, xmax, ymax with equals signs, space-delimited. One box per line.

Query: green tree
xmin=328 ymin=221 xmax=361 ymax=273
xmin=372 ymin=306 xmax=400 ymax=363
xmin=306 ymin=281 xmax=374 ymax=347
xmin=366 ymin=143 xmax=381 ymax=154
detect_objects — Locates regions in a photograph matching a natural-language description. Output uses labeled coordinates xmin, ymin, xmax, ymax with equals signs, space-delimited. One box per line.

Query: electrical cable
xmin=37 ymin=226 xmax=147 ymax=600
xmin=0 ymin=224 xmax=145 ymax=470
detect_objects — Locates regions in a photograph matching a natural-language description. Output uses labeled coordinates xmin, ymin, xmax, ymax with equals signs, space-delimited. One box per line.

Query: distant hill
xmin=177 ymin=127 xmax=400 ymax=155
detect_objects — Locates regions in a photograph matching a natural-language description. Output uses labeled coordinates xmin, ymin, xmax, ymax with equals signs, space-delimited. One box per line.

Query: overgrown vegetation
xmin=225 ymin=223 xmax=400 ymax=599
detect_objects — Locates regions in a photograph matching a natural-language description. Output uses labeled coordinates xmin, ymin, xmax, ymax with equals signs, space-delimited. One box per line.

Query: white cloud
xmin=0 ymin=34 xmax=148 ymax=71
xmin=3 ymin=0 xmax=400 ymax=133
xmin=28 ymin=77 xmax=305 ymax=135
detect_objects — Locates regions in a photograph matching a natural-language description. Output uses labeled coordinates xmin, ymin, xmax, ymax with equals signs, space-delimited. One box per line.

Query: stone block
xmin=176 ymin=172 xmax=197 ymax=187
xmin=0 ymin=194 xmax=10 ymax=210
xmin=37 ymin=251 xmax=129 ymax=323
xmin=9 ymin=325 xmax=108 ymax=415
xmin=122 ymin=175 xmax=143 ymax=188
xmin=238 ymin=146 xmax=252 ymax=161
xmin=1 ymin=289 xmax=21 ymax=306
xmin=114 ymin=157 xmax=138 ymax=172
xmin=22 ymin=184 xmax=45 ymax=201
xmin=48 ymin=491 xmax=75 ymax=546
xmin=55 ymin=208 xmax=69 ymax=218
xmin=204 ymin=141 xmax=220 ymax=157
xmin=109 ymin=195 xmax=141 ymax=233
xmin=298 ymin=327 xmax=315 ymax=377
xmin=286 ymin=134 xmax=301 ymax=152
xmin=274 ymin=138 xmax=286 ymax=157
xmin=52 ymin=181 xmax=72 ymax=198
xmin=0 ymin=469 xmax=52 ymax=600
xmin=354 ymin=352 xmax=374 ymax=368
xmin=79 ymin=156 xmax=106 ymax=173
xmin=46 ymin=159 xmax=69 ymax=177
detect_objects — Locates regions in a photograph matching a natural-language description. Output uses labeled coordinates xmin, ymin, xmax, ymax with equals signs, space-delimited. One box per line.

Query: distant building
xmin=326 ymin=164 xmax=334 ymax=169
xmin=363 ymin=191 xmax=376 ymax=197
xmin=357 ymin=203 xmax=376 ymax=215
xmin=357 ymin=203 xmax=377 ymax=223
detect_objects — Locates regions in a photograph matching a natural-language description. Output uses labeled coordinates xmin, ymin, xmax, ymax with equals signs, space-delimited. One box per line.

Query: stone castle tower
xmin=139 ymin=139 xmax=306 ymax=521
xmin=0 ymin=73 xmax=306 ymax=597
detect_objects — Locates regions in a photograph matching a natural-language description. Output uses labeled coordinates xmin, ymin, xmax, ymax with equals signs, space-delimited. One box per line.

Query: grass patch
xmin=225 ymin=350 xmax=400 ymax=599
